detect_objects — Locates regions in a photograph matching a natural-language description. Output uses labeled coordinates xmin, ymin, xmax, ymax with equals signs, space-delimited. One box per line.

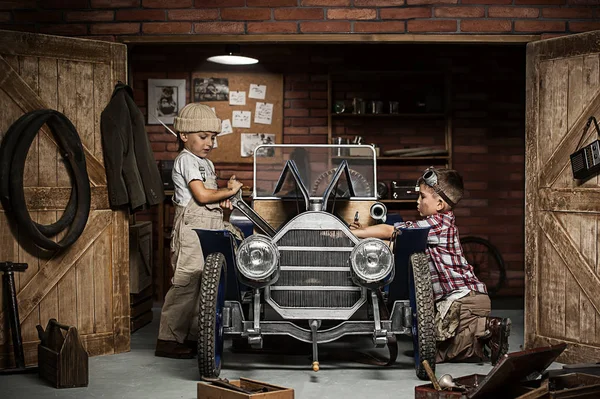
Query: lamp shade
xmin=207 ymin=44 xmax=258 ymax=65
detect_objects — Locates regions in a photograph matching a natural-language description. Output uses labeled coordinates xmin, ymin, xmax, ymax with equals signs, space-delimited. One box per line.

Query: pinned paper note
xmin=229 ymin=91 xmax=246 ymax=106
xmin=249 ymin=84 xmax=266 ymax=100
xmin=254 ymin=102 xmax=273 ymax=125
xmin=240 ymin=133 xmax=275 ymax=157
xmin=219 ymin=119 xmax=233 ymax=135
xmin=213 ymin=136 xmax=218 ymax=148
xmin=232 ymin=111 xmax=251 ymax=128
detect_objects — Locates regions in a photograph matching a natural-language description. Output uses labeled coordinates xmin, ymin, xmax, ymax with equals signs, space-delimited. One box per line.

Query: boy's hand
xmin=227 ymin=175 xmax=243 ymax=193
xmin=349 ymin=221 xmax=362 ymax=230
xmin=220 ymin=199 xmax=233 ymax=210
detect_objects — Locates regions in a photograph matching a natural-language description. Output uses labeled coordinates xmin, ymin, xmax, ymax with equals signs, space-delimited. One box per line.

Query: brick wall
xmin=0 ymin=1 xmax=599 ymax=40
xmin=130 ymin=43 xmax=525 ymax=297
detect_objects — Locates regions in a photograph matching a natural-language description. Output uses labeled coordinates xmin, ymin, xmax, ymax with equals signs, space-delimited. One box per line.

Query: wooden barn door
xmin=525 ymin=30 xmax=600 ymax=363
xmin=0 ymin=31 xmax=129 ymax=368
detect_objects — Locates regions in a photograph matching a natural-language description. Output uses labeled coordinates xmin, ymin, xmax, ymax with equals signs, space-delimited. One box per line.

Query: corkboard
xmin=191 ymin=71 xmax=283 ymax=164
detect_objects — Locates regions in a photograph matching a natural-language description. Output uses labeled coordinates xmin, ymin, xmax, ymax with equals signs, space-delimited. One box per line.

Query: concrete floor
xmin=0 ymin=303 xmax=561 ymax=399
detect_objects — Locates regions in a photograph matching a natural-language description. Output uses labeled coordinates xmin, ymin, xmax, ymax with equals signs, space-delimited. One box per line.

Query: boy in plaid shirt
xmin=351 ymin=167 xmax=510 ymax=365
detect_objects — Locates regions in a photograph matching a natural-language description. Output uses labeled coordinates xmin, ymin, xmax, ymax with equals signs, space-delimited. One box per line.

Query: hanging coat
xmin=101 ymin=83 xmax=165 ymax=211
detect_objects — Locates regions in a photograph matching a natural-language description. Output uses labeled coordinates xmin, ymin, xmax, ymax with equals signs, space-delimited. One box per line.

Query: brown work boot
xmin=484 ymin=317 xmax=511 ymax=366
xmin=155 ymin=339 xmax=194 ymax=359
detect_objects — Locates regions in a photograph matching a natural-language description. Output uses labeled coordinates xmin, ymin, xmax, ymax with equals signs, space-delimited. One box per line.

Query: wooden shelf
xmin=381 ymin=199 xmax=417 ymax=204
xmin=331 ymin=113 xmax=445 ymax=118
xmin=333 ymin=155 xmax=449 ymax=161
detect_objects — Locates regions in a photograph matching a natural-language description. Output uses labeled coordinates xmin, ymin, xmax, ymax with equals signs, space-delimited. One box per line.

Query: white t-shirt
xmin=172 ymin=149 xmax=217 ymax=207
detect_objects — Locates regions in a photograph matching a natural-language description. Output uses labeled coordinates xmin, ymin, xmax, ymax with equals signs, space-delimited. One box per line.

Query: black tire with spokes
xmin=198 ymin=252 xmax=227 ymax=378
xmin=460 ymin=236 xmax=506 ymax=296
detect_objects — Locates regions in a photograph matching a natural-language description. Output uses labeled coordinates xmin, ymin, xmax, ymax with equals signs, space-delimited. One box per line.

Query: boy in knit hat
xmin=351 ymin=167 xmax=511 ymax=365
xmin=156 ymin=103 xmax=243 ymax=358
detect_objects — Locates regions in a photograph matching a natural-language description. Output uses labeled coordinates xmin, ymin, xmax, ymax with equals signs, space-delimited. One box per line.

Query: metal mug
xmin=389 ymin=101 xmax=399 ymax=114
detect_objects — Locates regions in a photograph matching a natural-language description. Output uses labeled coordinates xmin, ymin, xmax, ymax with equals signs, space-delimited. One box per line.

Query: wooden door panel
xmin=0 ymin=30 xmax=128 ymax=369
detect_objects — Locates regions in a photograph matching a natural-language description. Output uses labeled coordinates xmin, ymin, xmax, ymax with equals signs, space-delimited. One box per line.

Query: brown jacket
xmin=101 ymin=83 xmax=164 ymax=211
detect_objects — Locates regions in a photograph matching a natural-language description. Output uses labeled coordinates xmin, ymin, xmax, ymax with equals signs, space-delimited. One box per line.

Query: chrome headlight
xmin=236 ymin=234 xmax=279 ymax=282
xmin=350 ymin=238 xmax=394 ymax=286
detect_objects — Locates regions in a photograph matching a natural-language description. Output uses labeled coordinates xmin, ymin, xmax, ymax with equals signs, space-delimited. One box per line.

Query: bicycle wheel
xmin=459 ymin=236 xmax=506 ymax=296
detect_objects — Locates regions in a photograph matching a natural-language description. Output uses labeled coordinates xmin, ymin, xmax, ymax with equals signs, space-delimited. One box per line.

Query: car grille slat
xmin=280 ymin=251 xmax=349 ymax=267
xmin=271 ymin=290 xmax=361 ymax=308
xmin=277 ymin=270 xmax=353 ymax=286
xmin=277 ymin=229 xmax=354 ymax=247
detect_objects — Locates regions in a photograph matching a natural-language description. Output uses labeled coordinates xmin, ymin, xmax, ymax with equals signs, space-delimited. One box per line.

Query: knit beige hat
xmin=173 ymin=103 xmax=221 ymax=133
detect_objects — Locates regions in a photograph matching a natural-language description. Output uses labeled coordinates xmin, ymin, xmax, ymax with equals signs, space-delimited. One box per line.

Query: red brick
xmin=354 ymin=21 xmax=405 ymax=32
xmin=142 ymin=22 xmax=192 ymax=34
xmin=66 ymin=11 xmax=116 ymax=22
xmin=301 ymin=0 xmax=351 ymax=4
xmin=434 ymin=6 xmax=485 ymax=17
xmin=194 ymin=21 xmax=245 ymax=33
xmin=117 ymin=10 xmax=166 ymax=21
xmin=91 ymin=0 xmax=140 ymax=7
xmin=300 ymin=21 xmax=351 ymax=32
xmin=42 ymin=0 xmax=88 ymax=8
xmin=0 ymin=0 xmax=36 ymax=9
xmin=284 ymin=127 xmax=310 ymax=135
xmin=311 ymin=109 xmax=328 ymax=117
xmin=488 ymin=6 xmax=539 ymax=18
xmin=143 ymin=0 xmax=192 ymax=7
xmin=0 ymin=23 xmax=36 ymax=32
xmin=407 ymin=0 xmax=457 ymax=4
xmin=407 ymin=19 xmax=456 ymax=32
xmin=14 ymin=10 xmax=63 ymax=23
xmin=291 ymin=117 xmax=327 ymax=126
xmin=90 ymin=22 xmax=140 ymax=35
xmin=570 ymin=21 xmax=600 ymax=32
xmin=285 ymin=109 xmax=310 ymax=117
xmin=542 ymin=7 xmax=594 ymax=18
xmin=247 ymin=0 xmax=298 ymax=5
xmin=514 ymin=20 xmax=565 ymax=32
xmin=221 ymin=8 xmax=271 ymax=21
xmin=380 ymin=7 xmax=431 ymax=19
xmin=568 ymin=0 xmax=600 ymax=4
xmin=461 ymin=0 xmax=511 ymax=4
xmin=461 ymin=19 xmax=511 ymax=32
xmin=39 ymin=24 xmax=88 ymax=35
xmin=514 ymin=0 xmax=565 ymax=3
xmin=285 ymin=91 xmax=310 ymax=98
xmin=309 ymin=126 xmax=328 ymax=134
xmin=327 ymin=8 xmax=377 ymax=19
xmin=274 ymin=8 xmax=324 ymax=20
xmin=291 ymin=99 xmax=327 ymax=108
xmin=247 ymin=21 xmax=297 ymax=33
xmin=0 ymin=12 xmax=10 ymax=22
xmin=540 ymin=33 xmax=569 ymax=39
xmin=194 ymin=0 xmax=245 ymax=6
xmin=354 ymin=0 xmax=405 ymax=5
xmin=151 ymin=142 xmax=166 ymax=152
xmin=167 ymin=9 xmax=218 ymax=21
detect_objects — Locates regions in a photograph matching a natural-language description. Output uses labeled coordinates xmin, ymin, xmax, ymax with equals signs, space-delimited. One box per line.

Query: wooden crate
xmin=130 ymin=285 xmax=153 ymax=333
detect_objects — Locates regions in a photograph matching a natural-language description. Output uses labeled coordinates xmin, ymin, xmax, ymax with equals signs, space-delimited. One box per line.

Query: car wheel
xmin=409 ymin=252 xmax=436 ymax=381
xmin=198 ymin=252 xmax=227 ymax=378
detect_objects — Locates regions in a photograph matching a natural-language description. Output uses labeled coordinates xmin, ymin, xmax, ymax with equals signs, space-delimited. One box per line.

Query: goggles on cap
xmin=420 ymin=167 xmax=456 ymax=207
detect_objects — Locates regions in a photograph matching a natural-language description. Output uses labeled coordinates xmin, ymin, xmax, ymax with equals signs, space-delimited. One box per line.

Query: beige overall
xmin=158 ymin=175 xmax=224 ymax=343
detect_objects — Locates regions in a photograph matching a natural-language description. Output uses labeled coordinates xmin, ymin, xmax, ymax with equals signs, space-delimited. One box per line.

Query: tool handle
xmin=422 ymin=360 xmax=441 ymax=391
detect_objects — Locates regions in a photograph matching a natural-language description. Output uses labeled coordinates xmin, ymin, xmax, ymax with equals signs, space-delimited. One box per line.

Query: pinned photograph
xmin=193 ymin=77 xmax=229 ymax=101
xmin=241 ymin=133 xmax=275 ymax=158
xmin=249 ymin=83 xmax=266 ymax=100
xmin=148 ymin=79 xmax=186 ymax=125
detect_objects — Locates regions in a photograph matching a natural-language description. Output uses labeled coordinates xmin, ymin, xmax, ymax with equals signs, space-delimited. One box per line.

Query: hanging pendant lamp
xmin=207 ymin=44 xmax=258 ymax=66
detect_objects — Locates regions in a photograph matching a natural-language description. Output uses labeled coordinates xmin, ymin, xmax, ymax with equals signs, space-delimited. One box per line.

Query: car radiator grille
xmin=270 ymin=229 xmax=361 ymax=309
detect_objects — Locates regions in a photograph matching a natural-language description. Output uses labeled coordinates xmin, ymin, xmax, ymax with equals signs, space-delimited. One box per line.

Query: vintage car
xmin=195 ymin=144 xmax=436 ymax=381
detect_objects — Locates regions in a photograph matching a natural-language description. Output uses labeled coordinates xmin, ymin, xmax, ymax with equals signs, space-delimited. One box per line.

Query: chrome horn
xmin=369 ymin=202 xmax=387 ymax=223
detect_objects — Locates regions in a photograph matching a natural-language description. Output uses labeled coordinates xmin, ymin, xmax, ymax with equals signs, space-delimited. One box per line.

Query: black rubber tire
xmin=0 ymin=109 xmax=90 ymax=251
xmin=460 ymin=236 xmax=506 ymax=296
xmin=198 ymin=252 xmax=227 ymax=378
xmin=410 ymin=252 xmax=437 ymax=381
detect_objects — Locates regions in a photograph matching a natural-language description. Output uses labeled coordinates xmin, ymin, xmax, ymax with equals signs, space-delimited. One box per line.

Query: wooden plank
xmin=540 ymin=212 xmax=600 ymax=317
xmin=562 ymin=57 xmax=584 ymax=188
xmin=75 ymin=62 xmax=94 ymax=154
xmin=19 ymin=56 xmax=39 ymax=189
xmin=531 ymin=334 xmax=600 ymax=365
xmin=93 ymin=63 xmax=111 ymax=162
xmin=0 ymin=30 xmax=113 ymax=63
xmin=539 ymin=188 xmax=600 ymax=213
xmin=24 ymin=187 xmax=110 ymax=211
xmin=529 ymin=31 xmax=600 ymax=62
xmin=0 ymin=55 xmax=107 ymax=186
xmin=112 ymin=210 xmax=130 ymax=353
xmin=94 ymin=220 xmax=113 ymax=334
xmin=524 ymin=40 xmax=541 ymax=349
xmin=537 ymin=61 xmax=553 ymax=179
xmin=550 ymin=59 xmax=568 ymax=170
xmin=38 ymin=57 xmax=58 ymax=188
xmin=582 ymin=55 xmax=600 ymax=188
xmin=76 ymin=246 xmax=95 ymax=335
xmin=539 ymin=236 xmax=565 ymax=339
xmin=58 ymin=267 xmax=77 ymax=334
xmin=579 ymin=214 xmax=597 ymax=344
xmin=121 ymin=33 xmax=540 ymax=44
xmin=38 ymin=212 xmax=59 ymax=330
xmin=57 ymin=59 xmax=78 ymax=187
xmin=0 ymin=210 xmax=112 ymax=334
xmin=562 ymin=213 xmax=580 ymax=341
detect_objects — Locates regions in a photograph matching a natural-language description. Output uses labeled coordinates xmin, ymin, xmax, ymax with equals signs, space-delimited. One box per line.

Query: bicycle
xmin=459 ymin=236 xmax=507 ymax=296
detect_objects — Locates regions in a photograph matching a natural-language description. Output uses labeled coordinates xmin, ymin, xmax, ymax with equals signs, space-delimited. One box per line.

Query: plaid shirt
xmin=396 ymin=211 xmax=487 ymax=301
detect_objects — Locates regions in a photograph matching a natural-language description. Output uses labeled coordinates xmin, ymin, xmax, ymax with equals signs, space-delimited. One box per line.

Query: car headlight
xmin=236 ymin=235 xmax=279 ymax=282
xmin=350 ymin=238 xmax=394 ymax=286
